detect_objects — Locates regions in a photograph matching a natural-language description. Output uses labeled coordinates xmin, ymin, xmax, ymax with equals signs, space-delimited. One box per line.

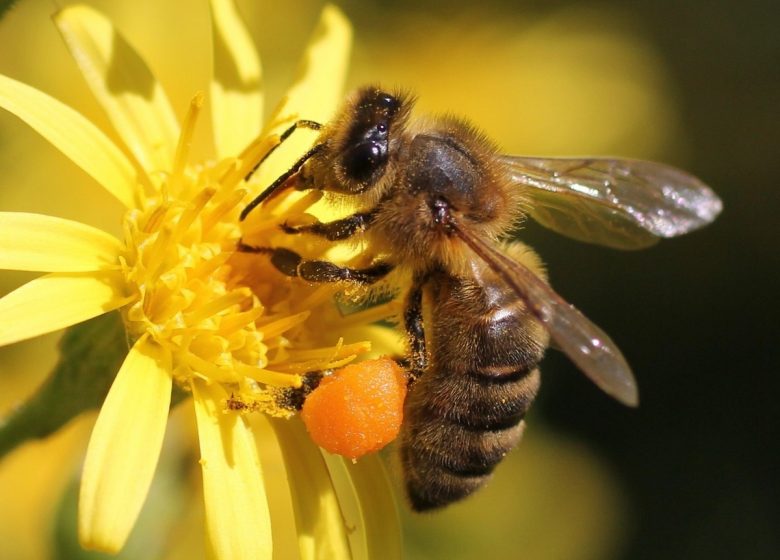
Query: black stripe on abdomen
xmin=400 ymin=367 xmax=540 ymax=511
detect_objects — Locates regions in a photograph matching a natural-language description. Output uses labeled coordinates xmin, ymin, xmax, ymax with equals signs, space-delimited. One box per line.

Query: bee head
xmin=327 ymin=87 xmax=410 ymax=193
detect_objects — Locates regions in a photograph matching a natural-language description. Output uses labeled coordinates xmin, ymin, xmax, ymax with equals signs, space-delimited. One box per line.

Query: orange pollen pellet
xmin=301 ymin=357 xmax=408 ymax=460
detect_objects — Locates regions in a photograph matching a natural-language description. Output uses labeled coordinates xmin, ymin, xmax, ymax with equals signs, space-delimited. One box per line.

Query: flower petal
xmin=0 ymin=271 xmax=130 ymax=346
xmin=209 ymin=0 xmax=263 ymax=159
xmin=78 ymin=336 xmax=172 ymax=552
xmin=269 ymin=417 xmax=352 ymax=560
xmin=0 ymin=212 xmax=123 ymax=272
xmin=192 ymin=378 xmax=272 ymax=560
xmin=54 ymin=5 xmax=180 ymax=173
xmin=254 ymin=5 xmax=352 ymax=186
xmin=322 ymin=454 xmax=402 ymax=560
xmin=0 ymin=73 xmax=137 ymax=208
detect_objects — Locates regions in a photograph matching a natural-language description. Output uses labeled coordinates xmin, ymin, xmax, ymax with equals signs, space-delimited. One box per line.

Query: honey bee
xmin=239 ymin=87 xmax=722 ymax=510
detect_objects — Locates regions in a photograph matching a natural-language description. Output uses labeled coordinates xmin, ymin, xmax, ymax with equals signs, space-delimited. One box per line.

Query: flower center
xmin=117 ymin=94 xmax=373 ymax=416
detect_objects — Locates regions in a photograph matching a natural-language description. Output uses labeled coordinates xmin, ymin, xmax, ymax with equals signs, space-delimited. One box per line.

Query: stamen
xmin=322 ymin=355 xmax=357 ymax=370
xmin=170 ymin=187 xmax=216 ymax=243
xmin=141 ymin=226 xmax=174 ymax=284
xmin=284 ymin=340 xmax=371 ymax=362
xmin=169 ymin=92 xmax=205 ymax=195
xmin=185 ymin=288 xmax=253 ymax=324
xmin=256 ymin=311 xmax=310 ymax=339
xmin=219 ymin=307 xmax=265 ymax=335
xmin=209 ymin=157 xmax=239 ymax=185
xmin=200 ymin=188 xmax=247 ymax=233
xmin=234 ymin=362 xmax=302 ymax=388
xmin=220 ymin=134 xmax=279 ymax=189
xmin=178 ymin=351 xmax=238 ymax=383
xmin=272 ymin=354 xmax=357 ymax=375
xmin=143 ymin=188 xmax=215 ymax=281
xmin=143 ymin=205 xmax=171 ymax=234
xmin=142 ymin=285 xmax=192 ymax=324
xmin=190 ymin=251 xmax=234 ymax=282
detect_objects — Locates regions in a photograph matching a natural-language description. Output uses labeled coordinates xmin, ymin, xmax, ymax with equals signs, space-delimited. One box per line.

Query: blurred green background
xmin=1 ymin=0 xmax=778 ymax=559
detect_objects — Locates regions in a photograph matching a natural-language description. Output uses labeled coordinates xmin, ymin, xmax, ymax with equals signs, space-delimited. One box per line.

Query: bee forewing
xmin=454 ymin=224 xmax=639 ymax=406
xmin=500 ymin=156 xmax=723 ymax=250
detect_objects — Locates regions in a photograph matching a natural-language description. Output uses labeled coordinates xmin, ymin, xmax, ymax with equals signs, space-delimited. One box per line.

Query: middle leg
xmin=237 ymin=243 xmax=393 ymax=285
xmin=280 ymin=210 xmax=377 ymax=241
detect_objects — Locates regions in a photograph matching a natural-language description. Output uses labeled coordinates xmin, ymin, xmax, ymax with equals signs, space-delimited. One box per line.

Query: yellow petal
xmin=255 ymin=5 xmax=352 ymax=186
xmin=192 ymin=378 xmax=272 ymax=560
xmin=0 ymin=73 xmax=137 ymax=208
xmin=0 ymin=212 xmax=123 ymax=272
xmin=322 ymin=453 xmax=403 ymax=560
xmin=269 ymin=417 xmax=352 ymax=560
xmin=0 ymin=271 xmax=130 ymax=346
xmin=209 ymin=0 xmax=263 ymax=159
xmin=79 ymin=336 xmax=172 ymax=552
xmin=247 ymin=414 xmax=301 ymax=557
xmin=54 ymin=5 xmax=180 ymax=173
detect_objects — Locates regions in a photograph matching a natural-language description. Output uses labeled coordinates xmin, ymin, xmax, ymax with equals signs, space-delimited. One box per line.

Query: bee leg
xmin=404 ymin=274 xmax=429 ymax=384
xmin=274 ymin=370 xmax=327 ymax=411
xmin=240 ymin=143 xmax=324 ymax=221
xmin=297 ymin=258 xmax=394 ymax=285
xmin=280 ymin=210 xmax=377 ymax=241
xmin=244 ymin=119 xmax=323 ymax=182
xmin=237 ymin=243 xmax=393 ymax=285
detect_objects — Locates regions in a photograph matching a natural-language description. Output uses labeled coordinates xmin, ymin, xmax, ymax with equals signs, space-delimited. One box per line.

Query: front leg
xmin=237 ymin=243 xmax=393 ymax=285
xmin=281 ymin=210 xmax=377 ymax=241
xmin=244 ymin=119 xmax=323 ymax=182
xmin=240 ymin=144 xmax=324 ymax=221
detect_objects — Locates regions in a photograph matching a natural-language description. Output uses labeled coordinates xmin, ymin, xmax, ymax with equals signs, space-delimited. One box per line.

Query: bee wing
xmin=453 ymin=223 xmax=638 ymax=406
xmin=500 ymin=156 xmax=723 ymax=250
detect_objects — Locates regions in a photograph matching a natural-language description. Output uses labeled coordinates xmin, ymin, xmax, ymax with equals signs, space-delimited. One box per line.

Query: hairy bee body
xmin=241 ymin=85 xmax=721 ymax=511
xmin=401 ymin=260 xmax=546 ymax=509
xmin=333 ymin=119 xmax=548 ymax=508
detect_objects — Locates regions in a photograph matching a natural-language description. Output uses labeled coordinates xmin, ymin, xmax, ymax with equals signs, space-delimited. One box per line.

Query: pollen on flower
xmin=223 ymin=392 xmax=295 ymax=419
xmin=116 ymin=93 xmax=374 ymax=418
xmin=225 ymin=393 xmax=260 ymax=412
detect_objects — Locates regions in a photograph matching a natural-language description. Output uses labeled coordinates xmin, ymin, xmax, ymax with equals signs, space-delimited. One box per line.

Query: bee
xmin=239 ymin=86 xmax=722 ymax=510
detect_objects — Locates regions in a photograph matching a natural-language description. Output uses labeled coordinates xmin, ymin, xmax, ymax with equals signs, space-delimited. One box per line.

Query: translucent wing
xmin=453 ymin=223 xmax=638 ymax=406
xmin=501 ymin=156 xmax=723 ymax=250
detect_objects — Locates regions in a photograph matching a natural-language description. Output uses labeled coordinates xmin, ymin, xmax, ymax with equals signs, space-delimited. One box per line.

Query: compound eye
xmin=378 ymin=93 xmax=399 ymax=111
xmin=344 ymin=142 xmax=387 ymax=184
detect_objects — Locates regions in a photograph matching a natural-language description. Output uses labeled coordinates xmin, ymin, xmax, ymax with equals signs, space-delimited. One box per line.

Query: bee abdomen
xmin=401 ymin=366 xmax=540 ymax=511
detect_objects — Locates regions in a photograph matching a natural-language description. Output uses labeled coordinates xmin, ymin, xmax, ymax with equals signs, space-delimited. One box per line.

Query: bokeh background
xmin=1 ymin=0 xmax=778 ymax=559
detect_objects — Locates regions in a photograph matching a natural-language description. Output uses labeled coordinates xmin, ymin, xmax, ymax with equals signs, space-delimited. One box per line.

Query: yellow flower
xmin=0 ymin=2 xmax=400 ymax=558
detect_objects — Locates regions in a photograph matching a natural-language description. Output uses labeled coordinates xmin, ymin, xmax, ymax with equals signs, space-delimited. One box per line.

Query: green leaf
xmin=0 ymin=312 xmax=127 ymax=459
xmin=0 ymin=0 xmax=20 ymax=21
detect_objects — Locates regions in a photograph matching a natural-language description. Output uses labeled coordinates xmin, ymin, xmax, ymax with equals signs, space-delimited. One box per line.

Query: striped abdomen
xmin=400 ymin=271 xmax=546 ymax=511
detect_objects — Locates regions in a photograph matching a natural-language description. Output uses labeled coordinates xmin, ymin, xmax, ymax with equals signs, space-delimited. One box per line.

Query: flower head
xmin=0 ymin=2 xmax=400 ymax=558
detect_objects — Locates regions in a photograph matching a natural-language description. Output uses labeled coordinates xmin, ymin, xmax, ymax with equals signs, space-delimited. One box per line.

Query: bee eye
xmin=344 ymin=141 xmax=387 ymax=184
xmin=378 ymin=93 xmax=399 ymax=111
xmin=377 ymin=122 xmax=388 ymax=133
